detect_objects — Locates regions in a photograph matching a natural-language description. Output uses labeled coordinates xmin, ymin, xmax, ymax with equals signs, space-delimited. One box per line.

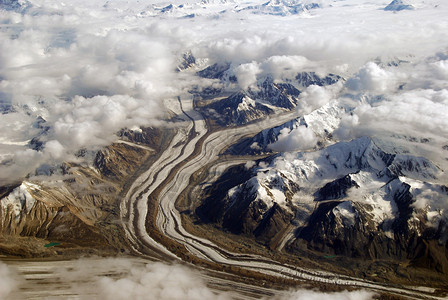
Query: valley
xmin=1 ymin=0 xmax=448 ymax=299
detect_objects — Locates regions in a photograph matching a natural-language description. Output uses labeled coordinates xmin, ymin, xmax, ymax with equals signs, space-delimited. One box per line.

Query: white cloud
xmin=39 ymin=258 xmax=233 ymax=300
xmin=0 ymin=0 xmax=447 ymax=186
xmin=333 ymin=113 xmax=360 ymax=141
xmin=336 ymin=90 xmax=448 ymax=141
xmin=235 ymin=62 xmax=261 ymax=90
xmin=44 ymin=140 xmax=65 ymax=160
xmin=96 ymin=261 xmax=230 ymax=300
xmin=298 ymin=83 xmax=342 ymax=113
xmin=50 ymin=94 xmax=163 ymax=152
xmin=332 ymin=86 xmax=448 ymax=177
xmin=245 ymin=160 xmax=257 ymax=169
xmin=0 ymin=261 xmax=19 ymax=299
xmin=269 ymin=126 xmax=318 ymax=152
xmin=280 ymin=289 xmax=375 ymax=300
xmin=4 ymin=257 xmax=377 ymax=299
xmin=346 ymin=62 xmax=401 ymax=93
xmin=0 ymin=1 xmax=447 ymax=299
xmin=431 ymin=59 xmax=448 ymax=80
xmin=0 ymin=149 xmax=43 ymax=184
xmin=0 ymin=8 xmax=186 ymax=183
xmin=259 ymin=55 xmax=311 ymax=80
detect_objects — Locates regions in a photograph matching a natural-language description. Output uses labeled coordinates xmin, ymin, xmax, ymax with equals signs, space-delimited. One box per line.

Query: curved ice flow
xmin=121 ymin=98 xmax=445 ymax=299
xmin=120 ymin=97 xmax=193 ymax=258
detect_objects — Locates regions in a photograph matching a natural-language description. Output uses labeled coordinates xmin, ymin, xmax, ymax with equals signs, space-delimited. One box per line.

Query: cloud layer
xmin=1 ymin=257 xmax=376 ymax=300
xmin=280 ymin=289 xmax=375 ymax=300
xmin=0 ymin=261 xmax=19 ymax=299
xmin=0 ymin=0 xmax=448 ymax=185
xmin=95 ymin=260 xmax=230 ymax=300
xmin=269 ymin=126 xmax=318 ymax=152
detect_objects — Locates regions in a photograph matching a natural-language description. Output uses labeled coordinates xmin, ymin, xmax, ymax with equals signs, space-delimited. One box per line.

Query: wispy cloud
xmin=278 ymin=288 xmax=375 ymax=300
xmin=2 ymin=257 xmax=376 ymax=300
xmin=95 ymin=260 xmax=231 ymax=300
xmin=0 ymin=261 xmax=19 ymax=299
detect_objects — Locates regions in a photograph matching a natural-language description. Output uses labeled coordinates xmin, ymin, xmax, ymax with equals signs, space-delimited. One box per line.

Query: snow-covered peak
xmin=248 ymin=77 xmax=301 ymax=109
xmin=0 ymin=0 xmax=31 ymax=13
xmin=388 ymin=154 xmax=440 ymax=181
xmin=296 ymin=72 xmax=342 ymax=88
xmin=223 ymin=135 xmax=445 ymax=239
xmin=240 ymin=0 xmax=320 ymax=16
xmin=227 ymin=99 xmax=345 ymax=155
xmin=384 ymin=0 xmax=414 ymax=11
xmin=237 ymin=95 xmax=256 ymax=111
xmin=1 ymin=182 xmax=38 ymax=220
xmin=203 ymin=91 xmax=274 ymax=126
xmin=252 ymin=136 xmax=441 ymax=196
xmin=200 ymin=0 xmax=236 ymax=4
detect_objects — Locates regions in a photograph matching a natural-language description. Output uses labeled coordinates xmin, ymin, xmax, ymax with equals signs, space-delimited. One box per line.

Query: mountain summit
xmin=384 ymin=0 xmax=414 ymax=11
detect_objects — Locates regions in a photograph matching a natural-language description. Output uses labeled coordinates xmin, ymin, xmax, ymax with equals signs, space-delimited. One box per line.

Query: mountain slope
xmin=240 ymin=0 xmax=321 ymax=16
xmin=384 ymin=0 xmax=414 ymax=11
xmin=0 ymin=127 xmax=169 ymax=257
xmin=197 ymin=136 xmax=448 ymax=272
xmin=203 ymin=92 xmax=275 ymax=126
xmin=227 ymin=100 xmax=344 ymax=155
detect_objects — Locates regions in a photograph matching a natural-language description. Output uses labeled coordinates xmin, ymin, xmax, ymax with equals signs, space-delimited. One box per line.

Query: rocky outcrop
xmin=177 ymin=51 xmax=197 ymax=71
xmin=201 ymin=77 xmax=303 ymax=126
xmin=203 ymin=92 xmax=274 ymax=126
xmin=197 ymin=62 xmax=236 ymax=82
xmin=227 ymin=100 xmax=344 ymax=155
xmin=0 ymin=126 xmax=168 ymax=257
xmin=196 ymin=159 xmax=299 ymax=246
xmin=249 ymin=77 xmax=301 ymax=110
xmin=295 ymin=72 xmax=342 ymax=88
xmin=240 ymin=0 xmax=321 ymax=16
xmin=197 ymin=136 xmax=448 ymax=273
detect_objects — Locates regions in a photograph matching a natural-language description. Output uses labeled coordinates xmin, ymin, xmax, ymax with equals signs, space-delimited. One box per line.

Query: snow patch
xmin=1 ymin=182 xmax=38 ymax=220
xmin=237 ymin=96 xmax=256 ymax=112
xmin=333 ymin=201 xmax=356 ymax=227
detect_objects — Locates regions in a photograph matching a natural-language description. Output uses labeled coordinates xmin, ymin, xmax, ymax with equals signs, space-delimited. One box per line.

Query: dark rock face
xmin=197 ymin=62 xmax=235 ymax=81
xmin=204 ymin=92 xmax=274 ymax=126
xmin=202 ymin=77 xmax=304 ymax=126
xmin=253 ymin=203 xmax=293 ymax=246
xmin=196 ymin=161 xmax=298 ymax=247
xmin=118 ymin=127 xmax=162 ymax=146
xmin=221 ymin=180 xmax=265 ymax=235
xmin=290 ymin=192 xmax=448 ymax=274
xmin=177 ymin=51 xmax=196 ymax=71
xmin=227 ymin=116 xmax=307 ymax=155
xmin=313 ymin=175 xmax=359 ymax=201
xmin=200 ymin=176 xmax=295 ymax=246
xmin=198 ymin=71 xmax=342 ymax=127
xmin=29 ymin=137 xmax=45 ymax=151
xmin=196 ymin=164 xmax=255 ymax=225
xmin=1 ymin=126 xmax=169 ymax=257
xmin=28 ymin=116 xmax=51 ymax=151
xmin=293 ymin=181 xmax=409 ymax=258
xmin=198 ymin=136 xmax=448 ymax=274
xmin=295 ymin=72 xmax=342 ymax=87
xmin=249 ymin=77 xmax=301 ymax=109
